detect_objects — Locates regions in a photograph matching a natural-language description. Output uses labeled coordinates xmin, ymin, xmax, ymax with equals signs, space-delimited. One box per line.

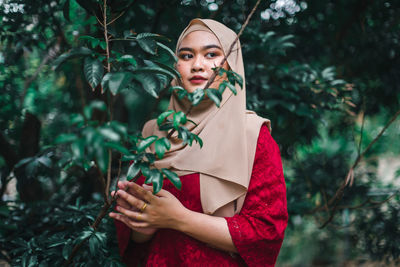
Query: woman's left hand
xmin=110 ymin=181 xmax=188 ymax=230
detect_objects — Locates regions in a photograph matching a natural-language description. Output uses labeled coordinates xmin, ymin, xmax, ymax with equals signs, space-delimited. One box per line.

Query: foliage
xmin=0 ymin=198 xmax=123 ymax=266
xmin=0 ymin=0 xmax=399 ymax=265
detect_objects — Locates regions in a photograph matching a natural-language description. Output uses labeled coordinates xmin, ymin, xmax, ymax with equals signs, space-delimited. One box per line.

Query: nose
xmin=191 ymin=55 xmax=204 ymax=72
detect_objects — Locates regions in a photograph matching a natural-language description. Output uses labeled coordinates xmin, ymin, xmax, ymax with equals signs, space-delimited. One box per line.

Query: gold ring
xmin=140 ymin=203 xmax=147 ymax=212
xmin=137 ymin=213 xmax=142 ymax=221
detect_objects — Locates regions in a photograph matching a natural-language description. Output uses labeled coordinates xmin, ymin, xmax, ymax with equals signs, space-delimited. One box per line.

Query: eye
xmin=206 ymin=52 xmax=217 ymax=58
xmin=179 ymin=53 xmax=193 ymax=60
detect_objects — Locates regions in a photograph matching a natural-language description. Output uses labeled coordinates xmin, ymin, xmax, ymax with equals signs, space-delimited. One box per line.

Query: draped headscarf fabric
xmin=142 ymin=18 xmax=270 ymax=217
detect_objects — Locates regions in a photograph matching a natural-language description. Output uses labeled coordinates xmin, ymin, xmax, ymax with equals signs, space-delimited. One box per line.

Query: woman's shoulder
xmin=142 ymin=119 xmax=157 ymax=137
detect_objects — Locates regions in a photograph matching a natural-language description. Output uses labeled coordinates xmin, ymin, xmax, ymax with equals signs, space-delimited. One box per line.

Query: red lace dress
xmin=115 ymin=125 xmax=288 ymax=266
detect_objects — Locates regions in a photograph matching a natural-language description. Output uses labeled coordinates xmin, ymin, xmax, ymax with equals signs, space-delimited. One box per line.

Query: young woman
xmin=109 ymin=18 xmax=288 ymax=266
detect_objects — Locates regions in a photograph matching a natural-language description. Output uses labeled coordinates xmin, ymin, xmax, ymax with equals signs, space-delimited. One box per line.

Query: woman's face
xmin=176 ymin=30 xmax=229 ymax=93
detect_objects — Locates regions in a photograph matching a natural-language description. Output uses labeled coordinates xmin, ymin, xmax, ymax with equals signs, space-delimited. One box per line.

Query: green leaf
xmin=28 ymin=255 xmax=38 ymax=267
xmin=132 ymin=67 xmax=176 ymax=79
xmin=194 ymin=134 xmax=203 ymax=148
xmin=90 ymin=100 xmax=107 ymax=112
xmin=140 ymin=164 xmax=151 ymax=177
xmin=70 ymin=113 xmax=85 ymax=125
xmin=79 ymin=35 xmax=100 ymax=48
xmin=218 ymin=67 xmax=227 ymax=77
xmin=159 ymin=122 xmax=174 ymax=131
xmin=127 ymin=163 xmax=140 ymax=180
xmin=105 ymin=142 xmax=129 ymax=154
xmin=37 ymin=155 xmax=52 ymax=168
xmin=131 ymin=72 xmax=160 ymax=98
xmin=122 ymin=154 xmax=139 ymax=161
xmin=170 ymin=86 xmax=187 ymax=99
xmin=150 ymin=169 xmax=163 ymax=194
xmin=155 ymin=42 xmax=177 ymax=65
xmin=157 ymin=110 xmax=174 ymax=126
xmin=205 ymin=89 xmax=222 ymax=107
xmin=177 ymin=127 xmax=190 ymax=145
xmin=189 ymin=88 xmax=205 ymax=106
xmin=101 ymin=72 xmax=133 ymax=95
xmin=99 ymin=41 xmax=107 ymax=50
xmin=154 ymin=137 xmax=171 ymax=159
xmin=218 ymin=81 xmax=227 ymax=94
xmin=137 ymin=136 xmax=158 ymax=152
xmin=232 ymin=71 xmax=243 ymax=88
xmin=62 ymin=240 xmax=73 ymax=260
xmin=84 ymin=106 xmax=92 ymax=120
xmin=88 ymin=234 xmax=100 ymax=256
xmin=71 ymin=139 xmax=85 ymax=160
xmin=118 ymin=55 xmax=137 ymax=68
xmin=84 ymin=57 xmax=104 ymax=89
xmin=226 ymin=82 xmax=237 ymax=95
xmin=96 ymin=147 xmax=109 ymax=173
xmin=137 ymin=33 xmax=169 ymax=42
xmin=109 ymin=121 xmax=128 ymax=138
xmin=162 ymin=168 xmax=181 ymax=190
xmin=137 ymin=36 xmax=157 ymax=55
xmin=151 ymin=61 xmax=181 ymax=79
xmin=227 ymin=71 xmax=235 ymax=85
xmin=173 ymin=111 xmax=187 ymax=129
xmin=99 ymin=127 xmax=120 ymax=142
xmin=52 ymin=47 xmax=92 ymax=70
xmin=55 ymin=133 xmax=78 ymax=144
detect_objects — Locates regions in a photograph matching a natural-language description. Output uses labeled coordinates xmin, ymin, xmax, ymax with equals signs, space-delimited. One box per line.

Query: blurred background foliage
xmin=0 ymin=0 xmax=399 ymax=265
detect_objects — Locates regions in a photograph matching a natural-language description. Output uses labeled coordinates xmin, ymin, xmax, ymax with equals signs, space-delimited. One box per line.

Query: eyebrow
xmin=177 ymin=44 xmax=222 ymax=53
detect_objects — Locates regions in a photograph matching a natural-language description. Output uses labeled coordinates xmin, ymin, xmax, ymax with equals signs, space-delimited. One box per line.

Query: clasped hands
xmin=109 ymin=181 xmax=188 ymax=236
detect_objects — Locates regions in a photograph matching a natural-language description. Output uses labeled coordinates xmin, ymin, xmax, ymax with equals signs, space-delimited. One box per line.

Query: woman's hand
xmin=110 ymin=180 xmax=237 ymax=252
xmin=109 ymin=181 xmax=189 ymax=232
xmin=110 ymin=181 xmax=157 ymax=238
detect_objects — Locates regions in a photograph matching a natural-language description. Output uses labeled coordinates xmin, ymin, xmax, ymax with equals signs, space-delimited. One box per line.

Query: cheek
xmin=176 ymin=63 xmax=187 ymax=78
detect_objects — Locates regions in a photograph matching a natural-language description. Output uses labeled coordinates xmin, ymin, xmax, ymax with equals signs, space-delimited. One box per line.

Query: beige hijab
xmin=142 ymin=18 xmax=270 ymax=217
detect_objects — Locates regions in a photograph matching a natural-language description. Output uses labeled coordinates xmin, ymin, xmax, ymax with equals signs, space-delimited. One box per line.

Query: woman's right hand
xmin=110 ymin=182 xmax=157 ymax=240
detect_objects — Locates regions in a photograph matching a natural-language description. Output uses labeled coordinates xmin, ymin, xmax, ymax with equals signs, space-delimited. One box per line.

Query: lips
xmin=189 ymin=76 xmax=208 ymax=84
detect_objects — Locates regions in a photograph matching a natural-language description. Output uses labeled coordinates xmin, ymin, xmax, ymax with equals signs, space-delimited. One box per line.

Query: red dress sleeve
xmin=225 ymin=125 xmax=288 ymax=267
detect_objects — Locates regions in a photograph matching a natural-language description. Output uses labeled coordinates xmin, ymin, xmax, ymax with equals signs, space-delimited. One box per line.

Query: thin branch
xmin=103 ymin=0 xmax=111 ymax=73
xmin=105 ymin=149 xmax=112 ymax=204
xmin=357 ymin=101 xmax=366 ymax=157
xmin=317 ymin=108 xmax=400 ymax=228
xmin=95 ymin=15 xmax=104 ymax=27
xmin=95 ymin=164 xmax=108 ymax=203
xmin=107 ymin=10 xmax=126 ymax=26
xmin=114 ymin=154 xmax=123 ymax=191
xmin=109 ymin=38 xmax=136 ymax=42
xmin=166 ymin=0 xmax=262 ymax=139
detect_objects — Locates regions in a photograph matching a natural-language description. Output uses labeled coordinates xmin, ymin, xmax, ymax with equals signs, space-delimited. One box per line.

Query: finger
xmin=143 ymin=184 xmax=169 ymax=197
xmin=109 ymin=212 xmax=149 ymax=228
xmin=117 ymin=181 xmax=125 ymax=190
xmin=116 ymin=189 xmax=147 ymax=210
xmin=126 ymin=182 xmax=154 ymax=203
xmin=115 ymin=205 xmax=148 ymax=222
xmin=115 ymin=196 xmax=133 ymax=210
xmin=112 ymin=189 xmax=136 ymax=209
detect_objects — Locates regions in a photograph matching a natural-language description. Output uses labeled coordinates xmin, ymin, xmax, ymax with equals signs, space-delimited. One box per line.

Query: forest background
xmin=0 ymin=0 xmax=399 ymax=266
